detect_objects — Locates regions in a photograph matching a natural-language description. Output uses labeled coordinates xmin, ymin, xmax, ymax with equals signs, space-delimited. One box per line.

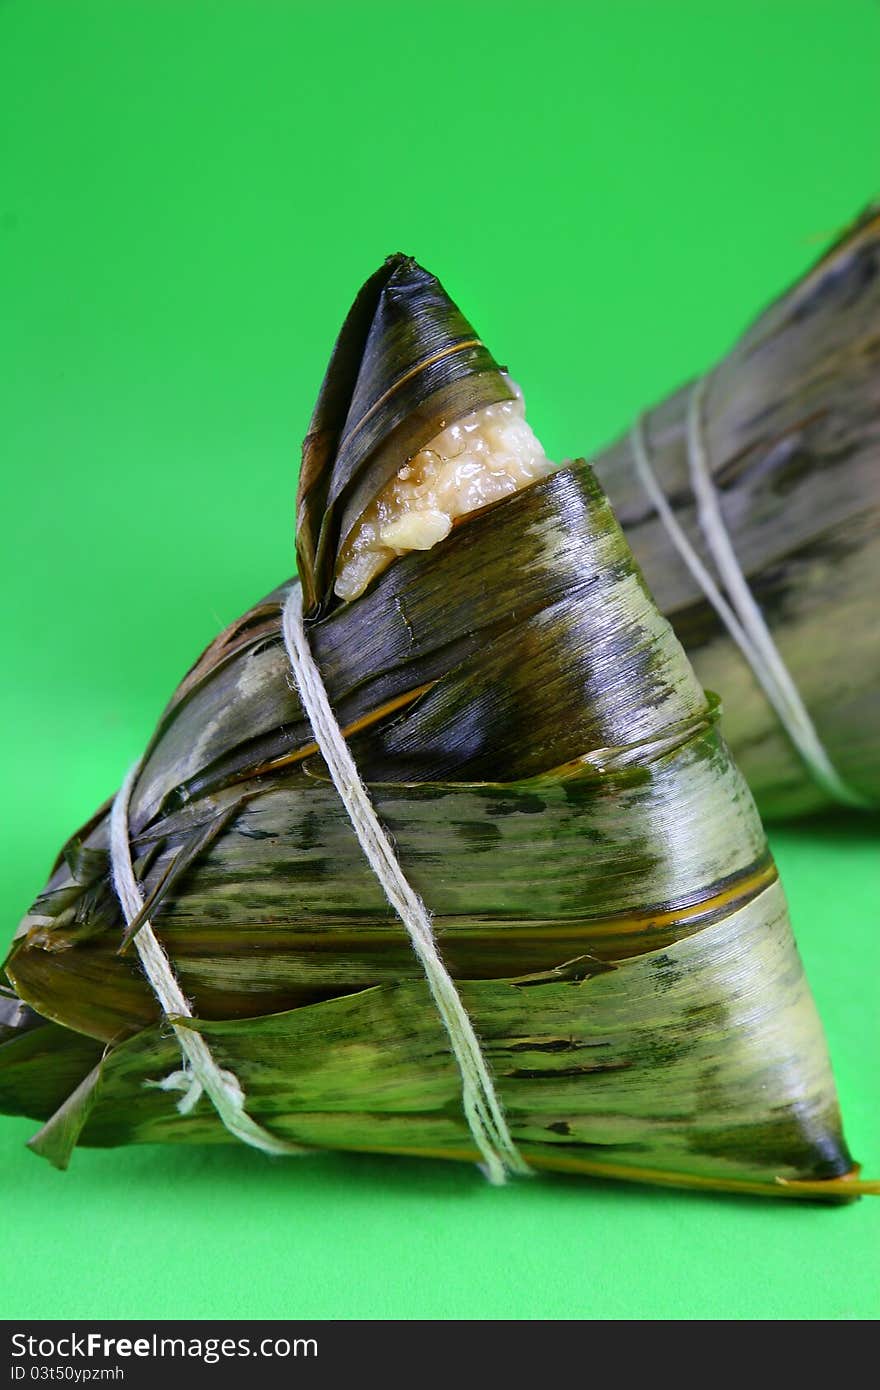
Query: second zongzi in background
xmin=593 ymin=206 xmax=880 ymax=819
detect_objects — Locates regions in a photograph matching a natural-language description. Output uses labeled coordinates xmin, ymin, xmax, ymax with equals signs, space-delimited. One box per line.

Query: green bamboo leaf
xmin=296 ymin=254 xmax=513 ymax=612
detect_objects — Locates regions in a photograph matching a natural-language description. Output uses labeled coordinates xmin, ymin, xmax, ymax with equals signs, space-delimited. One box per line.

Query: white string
xmin=281 ymin=583 xmax=530 ymax=1185
xmin=110 ymin=763 xmax=304 ymax=1155
xmin=631 ymin=381 xmax=868 ymax=807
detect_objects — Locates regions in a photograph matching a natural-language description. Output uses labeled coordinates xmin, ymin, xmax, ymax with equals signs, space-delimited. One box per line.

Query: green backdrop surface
xmin=1 ymin=0 xmax=878 ymax=1321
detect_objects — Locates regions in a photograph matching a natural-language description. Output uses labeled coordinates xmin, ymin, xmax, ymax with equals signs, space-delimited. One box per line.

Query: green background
xmin=1 ymin=0 xmax=878 ymax=1321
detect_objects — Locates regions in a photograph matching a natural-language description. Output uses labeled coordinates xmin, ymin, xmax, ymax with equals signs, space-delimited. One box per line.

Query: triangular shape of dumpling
xmin=1 ymin=258 xmax=869 ymax=1199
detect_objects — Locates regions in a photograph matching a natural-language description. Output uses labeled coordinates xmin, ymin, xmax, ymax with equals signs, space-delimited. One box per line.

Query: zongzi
xmin=592 ymin=204 xmax=880 ymax=819
xmin=1 ymin=255 xmax=873 ymax=1200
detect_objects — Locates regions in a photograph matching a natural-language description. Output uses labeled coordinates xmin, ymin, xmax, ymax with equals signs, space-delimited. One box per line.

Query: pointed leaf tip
xmin=295 ymin=256 xmax=513 ymax=612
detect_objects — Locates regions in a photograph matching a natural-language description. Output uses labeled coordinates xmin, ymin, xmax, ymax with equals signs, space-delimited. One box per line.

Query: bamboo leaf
xmin=592 ymin=204 xmax=880 ymax=816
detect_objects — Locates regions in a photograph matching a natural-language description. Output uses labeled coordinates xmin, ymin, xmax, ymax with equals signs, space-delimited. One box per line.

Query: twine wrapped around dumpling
xmin=593 ymin=205 xmax=880 ymax=818
xmin=1 ymin=256 xmax=874 ymax=1200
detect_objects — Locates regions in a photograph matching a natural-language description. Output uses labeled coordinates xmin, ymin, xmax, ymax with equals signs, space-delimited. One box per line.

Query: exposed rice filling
xmin=334 ymin=391 xmax=556 ymax=601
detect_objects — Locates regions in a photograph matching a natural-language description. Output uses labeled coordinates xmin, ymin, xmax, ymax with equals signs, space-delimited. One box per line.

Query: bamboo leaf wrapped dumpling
xmin=0 ymin=256 xmax=873 ymax=1198
xmin=592 ymin=205 xmax=880 ymax=818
